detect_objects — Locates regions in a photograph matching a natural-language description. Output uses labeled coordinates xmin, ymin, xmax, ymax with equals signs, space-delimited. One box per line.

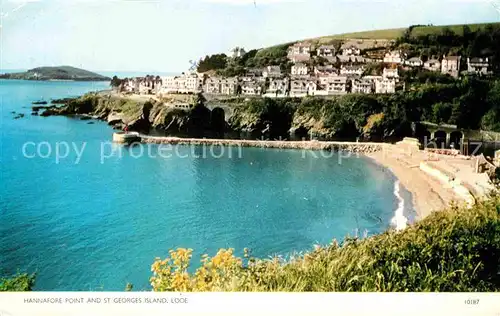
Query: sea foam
xmin=391 ymin=181 xmax=408 ymax=231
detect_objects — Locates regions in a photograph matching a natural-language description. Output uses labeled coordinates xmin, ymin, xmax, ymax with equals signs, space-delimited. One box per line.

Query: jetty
xmin=138 ymin=135 xmax=386 ymax=153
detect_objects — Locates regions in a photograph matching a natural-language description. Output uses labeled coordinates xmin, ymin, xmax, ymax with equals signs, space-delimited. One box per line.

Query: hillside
xmin=309 ymin=22 xmax=500 ymax=42
xmin=0 ymin=66 xmax=111 ymax=81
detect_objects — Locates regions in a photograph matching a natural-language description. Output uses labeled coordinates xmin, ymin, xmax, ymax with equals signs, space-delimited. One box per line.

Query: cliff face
xmin=36 ymin=93 xmax=404 ymax=141
xmin=38 ymin=93 xmax=215 ymax=135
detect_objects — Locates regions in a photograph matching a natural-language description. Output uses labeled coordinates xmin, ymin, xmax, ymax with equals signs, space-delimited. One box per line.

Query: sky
xmin=1 ymin=0 xmax=499 ymax=73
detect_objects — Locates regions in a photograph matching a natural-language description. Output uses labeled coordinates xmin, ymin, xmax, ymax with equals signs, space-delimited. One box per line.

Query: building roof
xmin=469 ymin=57 xmax=489 ymax=63
xmin=407 ymin=57 xmax=422 ymax=62
xmin=443 ymin=55 xmax=461 ymax=61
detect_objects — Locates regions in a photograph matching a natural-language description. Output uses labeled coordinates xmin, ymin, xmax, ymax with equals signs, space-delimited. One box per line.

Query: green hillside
xmin=0 ymin=66 xmax=110 ymax=81
xmin=311 ymin=22 xmax=500 ymax=42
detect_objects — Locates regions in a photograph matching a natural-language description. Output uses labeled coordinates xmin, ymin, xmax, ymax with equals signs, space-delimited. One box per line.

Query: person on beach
xmin=124 ymin=124 xmax=129 ymax=133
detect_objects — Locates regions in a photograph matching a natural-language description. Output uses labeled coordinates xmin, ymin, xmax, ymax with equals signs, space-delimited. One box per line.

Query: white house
xmin=383 ymin=68 xmax=399 ymax=80
xmin=467 ymin=57 xmax=491 ymax=75
xmin=267 ymin=78 xmax=289 ymax=96
xmin=288 ymin=42 xmax=312 ymax=62
xmin=262 ymin=66 xmax=282 ymax=78
xmin=340 ymin=65 xmax=365 ymax=77
xmin=320 ymin=76 xmax=348 ymax=95
xmin=342 ymin=45 xmax=361 ymax=56
xmin=291 ymin=63 xmax=309 ymax=76
xmin=290 ymin=78 xmax=317 ymax=96
xmin=314 ymin=65 xmax=338 ymax=76
xmin=204 ymin=77 xmax=223 ymax=94
xmin=441 ymin=55 xmax=461 ymax=78
xmin=384 ymin=50 xmax=404 ymax=64
xmin=221 ymin=78 xmax=238 ymax=95
xmin=317 ymin=45 xmax=336 ymax=57
xmin=424 ymin=59 xmax=441 ymax=72
xmin=241 ymin=81 xmax=262 ymax=96
xmin=375 ymin=78 xmax=396 ymax=94
xmin=405 ymin=57 xmax=423 ymax=67
xmin=352 ymin=78 xmax=373 ymax=94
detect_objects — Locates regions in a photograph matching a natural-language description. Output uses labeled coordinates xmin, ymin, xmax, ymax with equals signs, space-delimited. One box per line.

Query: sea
xmin=0 ymin=78 xmax=415 ymax=291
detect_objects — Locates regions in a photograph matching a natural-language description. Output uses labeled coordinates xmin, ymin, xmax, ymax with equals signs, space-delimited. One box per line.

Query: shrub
xmin=151 ymin=196 xmax=500 ymax=292
xmin=0 ymin=273 xmax=36 ymax=291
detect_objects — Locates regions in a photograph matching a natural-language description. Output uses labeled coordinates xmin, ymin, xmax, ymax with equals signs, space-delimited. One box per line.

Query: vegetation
xmin=0 ymin=273 xmax=36 ymax=291
xmin=0 ymin=66 xmax=111 ymax=81
xmin=151 ymin=195 xmax=500 ymax=292
xmin=197 ymin=54 xmax=228 ymax=73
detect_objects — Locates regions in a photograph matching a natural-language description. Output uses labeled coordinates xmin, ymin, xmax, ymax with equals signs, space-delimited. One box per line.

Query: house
xmin=267 ymin=78 xmax=289 ymax=96
xmin=341 ymin=45 xmax=361 ymax=56
xmin=424 ymin=59 xmax=441 ymax=72
xmin=467 ymin=57 xmax=491 ymax=75
xmin=290 ymin=78 xmax=317 ymax=96
xmin=288 ymin=42 xmax=312 ymax=62
xmin=241 ymin=81 xmax=262 ymax=96
xmin=352 ymin=78 xmax=374 ymax=94
xmin=323 ymin=76 xmax=348 ymax=95
xmin=383 ymin=67 xmax=399 ymax=80
xmin=291 ymin=63 xmax=309 ymax=76
xmin=137 ymin=76 xmax=161 ymax=95
xmin=246 ymin=68 xmax=263 ymax=77
xmin=262 ymin=66 xmax=282 ymax=78
xmin=441 ymin=55 xmax=461 ymax=78
xmin=314 ymin=65 xmax=338 ymax=76
xmin=384 ymin=50 xmax=404 ymax=64
xmin=405 ymin=57 xmax=423 ymax=67
xmin=375 ymin=78 xmax=396 ymax=94
xmin=204 ymin=77 xmax=223 ymax=94
xmin=340 ymin=65 xmax=365 ymax=77
xmin=221 ymin=77 xmax=238 ymax=95
xmin=317 ymin=45 xmax=336 ymax=57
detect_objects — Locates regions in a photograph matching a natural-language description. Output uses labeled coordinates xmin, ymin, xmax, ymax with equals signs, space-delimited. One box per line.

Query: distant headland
xmin=0 ymin=66 xmax=111 ymax=82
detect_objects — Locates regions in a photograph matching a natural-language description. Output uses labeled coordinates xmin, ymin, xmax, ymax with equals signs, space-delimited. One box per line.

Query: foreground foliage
xmin=0 ymin=273 xmax=36 ymax=291
xmin=151 ymin=196 xmax=500 ymax=292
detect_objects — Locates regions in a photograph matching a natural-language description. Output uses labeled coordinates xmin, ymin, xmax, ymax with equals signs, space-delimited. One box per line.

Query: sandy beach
xmin=366 ymin=147 xmax=458 ymax=220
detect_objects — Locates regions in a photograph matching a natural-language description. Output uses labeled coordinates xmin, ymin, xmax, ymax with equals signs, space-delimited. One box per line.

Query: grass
xmin=293 ymin=22 xmax=500 ymax=44
xmin=410 ymin=22 xmax=500 ymax=38
xmin=151 ymin=195 xmax=500 ymax=292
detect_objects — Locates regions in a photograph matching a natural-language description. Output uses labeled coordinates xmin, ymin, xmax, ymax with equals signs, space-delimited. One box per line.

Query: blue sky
xmin=1 ymin=0 xmax=499 ymax=73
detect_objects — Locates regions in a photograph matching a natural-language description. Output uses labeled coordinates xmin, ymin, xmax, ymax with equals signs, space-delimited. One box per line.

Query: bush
xmin=151 ymin=196 xmax=500 ymax=292
xmin=0 ymin=273 xmax=36 ymax=291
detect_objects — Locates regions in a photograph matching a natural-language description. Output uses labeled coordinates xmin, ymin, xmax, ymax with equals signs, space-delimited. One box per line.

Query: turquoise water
xmin=0 ymin=79 xmax=414 ymax=291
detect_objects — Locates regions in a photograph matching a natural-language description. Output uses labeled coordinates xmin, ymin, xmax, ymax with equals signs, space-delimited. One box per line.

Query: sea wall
xmin=140 ymin=136 xmax=386 ymax=153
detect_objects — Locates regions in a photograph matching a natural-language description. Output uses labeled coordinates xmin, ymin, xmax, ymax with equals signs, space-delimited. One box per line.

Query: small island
xmin=0 ymin=66 xmax=111 ymax=82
